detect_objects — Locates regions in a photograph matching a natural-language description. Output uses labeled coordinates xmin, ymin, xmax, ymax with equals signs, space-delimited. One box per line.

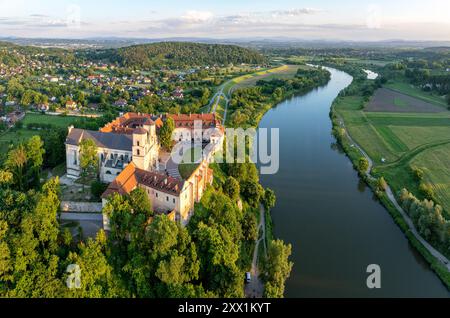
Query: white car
xmin=245 ymin=272 xmax=251 ymax=284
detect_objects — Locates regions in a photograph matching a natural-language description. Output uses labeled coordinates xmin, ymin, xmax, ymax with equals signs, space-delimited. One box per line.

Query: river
xmin=258 ymin=67 xmax=449 ymax=297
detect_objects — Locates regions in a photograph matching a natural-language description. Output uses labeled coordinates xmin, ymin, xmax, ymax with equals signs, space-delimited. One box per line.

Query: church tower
xmin=132 ymin=128 xmax=149 ymax=170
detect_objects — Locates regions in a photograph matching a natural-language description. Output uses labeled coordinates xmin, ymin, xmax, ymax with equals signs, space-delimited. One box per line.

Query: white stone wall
xmin=66 ymin=143 xmax=132 ymax=182
xmin=66 ymin=144 xmax=81 ymax=177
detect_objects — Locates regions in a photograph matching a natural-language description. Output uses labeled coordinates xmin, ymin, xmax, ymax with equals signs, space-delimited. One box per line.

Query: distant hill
xmin=111 ymin=42 xmax=267 ymax=68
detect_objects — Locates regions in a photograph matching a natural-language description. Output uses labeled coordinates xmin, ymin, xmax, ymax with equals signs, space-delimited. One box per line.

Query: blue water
xmin=258 ymin=68 xmax=449 ymax=298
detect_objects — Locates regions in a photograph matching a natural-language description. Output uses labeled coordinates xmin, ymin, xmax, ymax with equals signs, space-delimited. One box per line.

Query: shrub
xmin=411 ymin=166 xmax=424 ymax=181
xmin=358 ymin=157 xmax=369 ymax=173
xmin=91 ymin=180 xmax=108 ymax=199
xmin=377 ymin=177 xmax=388 ymax=192
xmin=419 ymin=182 xmax=435 ymax=201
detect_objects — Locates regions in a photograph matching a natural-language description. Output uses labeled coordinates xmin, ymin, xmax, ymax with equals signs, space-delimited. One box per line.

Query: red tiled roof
xmin=100 ymin=112 xmax=156 ymax=134
xmin=102 ymin=162 xmax=185 ymax=199
xmin=100 ymin=112 xmax=223 ymax=135
xmin=102 ymin=163 xmax=138 ymax=199
xmin=168 ymin=113 xmax=222 ymax=130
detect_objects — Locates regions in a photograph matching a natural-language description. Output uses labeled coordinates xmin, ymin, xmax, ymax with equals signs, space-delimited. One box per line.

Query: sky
xmin=0 ymin=0 xmax=449 ymax=41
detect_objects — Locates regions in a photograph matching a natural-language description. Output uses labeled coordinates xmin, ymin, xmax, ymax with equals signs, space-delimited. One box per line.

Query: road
xmin=207 ymin=79 xmax=231 ymax=125
xmin=338 ymin=115 xmax=450 ymax=271
xmin=245 ymin=205 xmax=267 ymax=298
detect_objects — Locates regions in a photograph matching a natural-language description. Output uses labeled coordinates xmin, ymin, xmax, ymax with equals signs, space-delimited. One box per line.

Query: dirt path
xmin=337 ymin=114 xmax=450 ymax=271
xmin=245 ymin=205 xmax=267 ymax=298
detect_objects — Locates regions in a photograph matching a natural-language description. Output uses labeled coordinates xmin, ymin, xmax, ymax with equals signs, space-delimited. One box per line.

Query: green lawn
xmin=0 ymin=113 xmax=91 ymax=153
xmin=22 ymin=113 xmax=81 ymax=128
xmin=178 ymin=164 xmax=200 ymax=180
xmin=178 ymin=146 xmax=203 ymax=179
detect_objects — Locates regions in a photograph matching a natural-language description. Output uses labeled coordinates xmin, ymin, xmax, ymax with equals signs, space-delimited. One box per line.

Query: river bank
xmin=258 ymin=66 xmax=449 ymax=297
xmin=328 ymin=67 xmax=450 ymax=290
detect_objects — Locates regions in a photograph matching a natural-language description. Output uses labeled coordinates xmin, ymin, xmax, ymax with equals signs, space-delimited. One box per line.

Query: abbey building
xmin=65 ymin=112 xmax=224 ymax=226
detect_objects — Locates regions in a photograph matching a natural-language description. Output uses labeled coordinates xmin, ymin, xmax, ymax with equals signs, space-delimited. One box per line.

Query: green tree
xmin=223 ymin=176 xmax=240 ymax=201
xmin=6 ymin=78 xmax=24 ymax=98
xmin=358 ymin=157 xmax=369 ymax=173
xmin=40 ymin=128 xmax=67 ymax=168
xmin=262 ymin=188 xmax=276 ymax=210
xmin=0 ymin=170 xmax=13 ymax=188
xmin=263 ymin=240 xmax=293 ymax=298
xmin=194 ymin=222 xmax=243 ymax=297
xmin=159 ymin=118 xmax=175 ymax=151
xmin=377 ymin=177 xmax=388 ymax=192
xmin=128 ymin=188 xmax=153 ymax=218
xmin=79 ymin=139 xmax=99 ymax=181
xmin=242 ymin=212 xmax=258 ymax=241
xmin=241 ymin=180 xmax=264 ymax=208
xmin=5 ymin=145 xmax=27 ymax=191
xmin=65 ymin=230 xmax=127 ymax=298
xmin=412 ymin=167 xmax=424 ymax=181
xmin=0 ymin=178 xmax=66 ymax=298
xmin=26 ymin=136 xmax=45 ymax=187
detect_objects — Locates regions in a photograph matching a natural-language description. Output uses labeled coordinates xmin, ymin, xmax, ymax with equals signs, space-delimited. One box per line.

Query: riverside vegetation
xmin=327 ymin=57 xmax=450 ymax=289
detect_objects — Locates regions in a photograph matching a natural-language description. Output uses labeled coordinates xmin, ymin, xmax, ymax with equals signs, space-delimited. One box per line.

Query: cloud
xmin=269 ymin=8 xmax=323 ymax=17
xmin=181 ymin=10 xmax=214 ymax=23
xmin=1 ymin=6 xmax=449 ymax=41
xmin=366 ymin=4 xmax=382 ymax=29
xmin=0 ymin=12 xmax=90 ymax=32
xmin=29 ymin=14 xmax=50 ymax=18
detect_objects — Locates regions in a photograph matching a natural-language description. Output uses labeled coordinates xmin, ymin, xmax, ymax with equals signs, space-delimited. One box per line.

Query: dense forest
xmin=110 ymin=42 xmax=268 ymax=68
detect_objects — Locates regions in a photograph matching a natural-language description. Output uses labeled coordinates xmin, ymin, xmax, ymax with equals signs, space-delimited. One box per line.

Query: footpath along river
xmin=258 ymin=67 xmax=449 ymax=297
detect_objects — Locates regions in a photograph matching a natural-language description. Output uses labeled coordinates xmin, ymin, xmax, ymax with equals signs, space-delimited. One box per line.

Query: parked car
xmin=245 ymin=272 xmax=251 ymax=284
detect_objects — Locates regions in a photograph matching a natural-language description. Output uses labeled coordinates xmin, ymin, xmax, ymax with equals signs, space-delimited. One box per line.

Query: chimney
xmin=68 ymin=125 xmax=74 ymax=134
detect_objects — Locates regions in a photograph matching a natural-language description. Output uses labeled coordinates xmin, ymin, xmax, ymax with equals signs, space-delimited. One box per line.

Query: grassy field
xmin=22 ymin=113 xmax=82 ymax=128
xmin=339 ymin=109 xmax=450 ymax=164
xmin=0 ymin=113 xmax=102 ymax=154
xmin=334 ymin=69 xmax=450 ymax=214
xmin=223 ymin=65 xmax=300 ymax=96
xmin=367 ymin=88 xmax=446 ymax=113
xmin=411 ymin=144 xmax=450 ymax=212
xmin=384 ymin=80 xmax=448 ymax=108
xmin=337 ymin=87 xmax=450 ymax=215
xmin=332 ymin=61 xmax=450 ymax=287
xmin=334 ymin=95 xmax=401 ymax=163
xmin=344 ymin=58 xmax=395 ymax=67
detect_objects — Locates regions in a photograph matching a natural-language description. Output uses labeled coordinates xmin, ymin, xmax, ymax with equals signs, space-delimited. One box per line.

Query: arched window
xmin=106 ymin=171 xmax=112 ymax=175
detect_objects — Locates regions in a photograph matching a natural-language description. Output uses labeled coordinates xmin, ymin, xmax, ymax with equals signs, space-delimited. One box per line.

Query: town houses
xmin=65 ymin=112 xmax=225 ymax=226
